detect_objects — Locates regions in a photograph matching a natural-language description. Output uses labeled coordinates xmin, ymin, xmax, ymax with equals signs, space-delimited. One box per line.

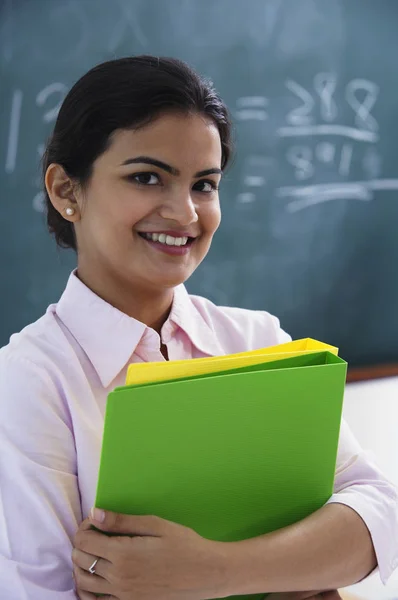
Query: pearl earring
xmin=65 ymin=207 xmax=75 ymax=216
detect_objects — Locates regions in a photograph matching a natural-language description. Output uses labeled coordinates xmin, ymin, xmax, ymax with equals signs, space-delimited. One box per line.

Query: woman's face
xmin=74 ymin=112 xmax=223 ymax=294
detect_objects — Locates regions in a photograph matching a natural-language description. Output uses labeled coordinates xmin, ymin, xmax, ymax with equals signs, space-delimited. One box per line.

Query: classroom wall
xmin=341 ymin=377 xmax=398 ymax=600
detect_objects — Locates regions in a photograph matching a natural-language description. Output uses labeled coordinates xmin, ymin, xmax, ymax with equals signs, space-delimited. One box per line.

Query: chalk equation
xmin=3 ymin=71 xmax=398 ymax=215
xmin=4 ymin=81 xmax=68 ymax=212
xmin=235 ymin=72 xmax=398 ymax=212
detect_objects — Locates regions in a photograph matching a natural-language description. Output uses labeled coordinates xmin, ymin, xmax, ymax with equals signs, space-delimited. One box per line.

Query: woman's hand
xmin=266 ymin=592 xmax=343 ymax=599
xmin=72 ymin=509 xmax=229 ymax=600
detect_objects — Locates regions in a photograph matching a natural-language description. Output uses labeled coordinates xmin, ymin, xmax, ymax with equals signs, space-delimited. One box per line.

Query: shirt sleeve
xmin=270 ymin=314 xmax=292 ymax=344
xmin=0 ymin=351 xmax=80 ymax=599
xmin=326 ymin=418 xmax=398 ymax=584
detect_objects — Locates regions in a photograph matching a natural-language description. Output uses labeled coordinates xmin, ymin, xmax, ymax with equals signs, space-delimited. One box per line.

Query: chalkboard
xmin=1 ymin=0 xmax=398 ymax=370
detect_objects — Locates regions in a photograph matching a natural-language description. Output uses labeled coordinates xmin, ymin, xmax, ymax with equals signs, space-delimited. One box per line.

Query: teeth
xmin=143 ymin=233 xmax=189 ymax=246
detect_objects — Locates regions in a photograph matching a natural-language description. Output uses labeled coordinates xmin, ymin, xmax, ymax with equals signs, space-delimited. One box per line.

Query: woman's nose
xmin=158 ymin=191 xmax=199 ymax=226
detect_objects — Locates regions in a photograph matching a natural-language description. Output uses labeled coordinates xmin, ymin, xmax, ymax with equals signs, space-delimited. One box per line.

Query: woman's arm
xmin=0 ymin=352 xmax=81 ymax=599
xmin=224 ymin=501 xmax=375 ymax=595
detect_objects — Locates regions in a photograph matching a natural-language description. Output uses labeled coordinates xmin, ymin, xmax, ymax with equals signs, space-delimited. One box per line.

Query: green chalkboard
xmin=1 ymin=0 xmax=398 ymax=368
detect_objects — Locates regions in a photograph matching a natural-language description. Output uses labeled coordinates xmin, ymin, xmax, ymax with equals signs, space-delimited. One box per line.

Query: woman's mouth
xmin=137 ymin=232 xmax=195 ymax=256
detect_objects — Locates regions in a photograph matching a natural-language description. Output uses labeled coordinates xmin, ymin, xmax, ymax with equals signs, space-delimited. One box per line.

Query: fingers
xmin=89 ymin=509 xmax=167 ymax=537
xmin=73 ymin=565 xmax=99 ymax=599
xmin=74 ymin=527 xmax=120 ymax=562
xmin=76 ymin=585 xmax=114 ymax=600
xmin=74 ymin=586 xmax=98 ymax=600
xmin=266 ymin=592 xmax=337 ymax=600
xmin=72 ymin=548 xmax=112 ymax=581
xmin=74 ymin=564 xmax=114 ymax=596
xmin=266 ymin=593 xmax=322 ymax=599
xmin=78 ymin=517 xmax=96 ymax=532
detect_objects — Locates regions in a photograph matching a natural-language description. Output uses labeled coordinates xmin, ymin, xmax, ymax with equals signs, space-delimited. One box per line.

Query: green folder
xmin=95 ymin=351 xmax=347 ymax=599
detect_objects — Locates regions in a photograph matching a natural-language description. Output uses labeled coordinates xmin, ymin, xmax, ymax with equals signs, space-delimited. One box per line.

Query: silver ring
xmin=88 ymin=558 xmax=99 ymax=575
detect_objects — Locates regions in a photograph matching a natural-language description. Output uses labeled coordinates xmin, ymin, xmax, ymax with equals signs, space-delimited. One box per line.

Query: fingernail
xmin=90 ymin=507 xmax=105 ymax=523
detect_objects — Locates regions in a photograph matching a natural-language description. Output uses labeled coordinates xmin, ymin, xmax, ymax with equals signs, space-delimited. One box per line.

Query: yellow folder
xmin=126 ymin=337 xmax=338 ymax=386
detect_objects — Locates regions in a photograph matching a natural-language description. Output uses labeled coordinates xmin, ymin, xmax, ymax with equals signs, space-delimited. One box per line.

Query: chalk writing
xmin=235 ymin=72 xmax=391 ymax=212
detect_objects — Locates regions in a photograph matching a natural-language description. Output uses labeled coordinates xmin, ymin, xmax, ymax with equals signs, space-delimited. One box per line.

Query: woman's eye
xmin=130 ymin=172 xmax=159 ymax=185
xmin=194 ymin=180 xmax=219 ymax=193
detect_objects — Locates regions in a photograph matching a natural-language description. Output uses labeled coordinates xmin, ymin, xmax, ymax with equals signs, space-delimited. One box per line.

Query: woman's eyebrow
xmin=196 ymin=168 xmax=223 ymax=178
xmin=120 ymin=156 xmax=222 ymax=178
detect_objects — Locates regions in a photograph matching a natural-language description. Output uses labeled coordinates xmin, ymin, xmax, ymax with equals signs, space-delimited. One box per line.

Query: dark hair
xmin=42 ymin=55 xmax=233 ymax=250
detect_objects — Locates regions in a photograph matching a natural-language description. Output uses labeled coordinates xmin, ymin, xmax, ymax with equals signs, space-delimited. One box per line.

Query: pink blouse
xmin=0 ymin=271 xmax=397 ymax=599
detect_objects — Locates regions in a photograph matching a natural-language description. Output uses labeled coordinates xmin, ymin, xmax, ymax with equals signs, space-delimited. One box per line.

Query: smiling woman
xmin=45 ymin=114 xmax=224 ymax=321
xmin=0 ymin=56 xmax=397 ymax=600
xmin=42 ymin=57 xmax=231 ymax=328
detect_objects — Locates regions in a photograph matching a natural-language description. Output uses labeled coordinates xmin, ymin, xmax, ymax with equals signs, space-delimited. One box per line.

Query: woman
xmin=0 ymin=56 xmax=397 ymax=600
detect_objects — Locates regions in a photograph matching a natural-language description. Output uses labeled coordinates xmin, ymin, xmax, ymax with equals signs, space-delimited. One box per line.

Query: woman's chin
xmin=140 ymin=267 xmax=193 ymax=290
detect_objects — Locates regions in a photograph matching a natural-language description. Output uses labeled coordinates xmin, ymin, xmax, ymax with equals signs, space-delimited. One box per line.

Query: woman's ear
xmin=45 ymin=163 xmax=80 ymax=222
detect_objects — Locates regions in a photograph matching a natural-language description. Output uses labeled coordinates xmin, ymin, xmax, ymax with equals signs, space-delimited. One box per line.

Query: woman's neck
xmin=76 ymin=269 xmax=175 ymax=335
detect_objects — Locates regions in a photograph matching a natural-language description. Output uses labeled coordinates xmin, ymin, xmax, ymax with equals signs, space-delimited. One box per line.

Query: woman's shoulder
xmin=0 ymin=307 xmax=78 ymax=473
xmin=187 ymin=292 xmax=291 ymax=353
xmin=0 ymin=303 xmax=70 ymax=377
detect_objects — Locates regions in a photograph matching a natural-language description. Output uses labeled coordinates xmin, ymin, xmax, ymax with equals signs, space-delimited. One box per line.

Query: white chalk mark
xmin=244 ymin=175 xmax=266 ymax=187
xmin=235 ymin=109 xmax=268 ymax=121
xmin=277 ymin=124 xmax=378 ymax=143
xmin=368 ymin=179 xmax=398 ymax=191
xmin=314 ymin=73 xmax=338 ymax=123
xmin=236 ymin=97 xmax=268 ymax=108
xmin=286 ymin=146 xmax=314 ymax=181
xmin=339 ymin=143 xmax=353 ymax=176
xmin=285 ymin=79 xmax=314 ymax=126
xmin=276 ymin=179 xmax=398 ymax=212
xmin=346 ymin=79 xmax=379 ymax=133
xmin=277 ymin=179 xmax=398 ymax=199
xmin=36 ymin=83 xmax=68 ymax=123
xmin=237 ymin=193 xmax=256 ymax=203
xmin=5 ymin=89 xmax=22 ymax=174
xmin=32 ymin=191 xmax=46 ymax=213
xmin=316 ymin=142 xmax=336 ymax=164
xmin=286 ymin=188 xmax=371 ymax=213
